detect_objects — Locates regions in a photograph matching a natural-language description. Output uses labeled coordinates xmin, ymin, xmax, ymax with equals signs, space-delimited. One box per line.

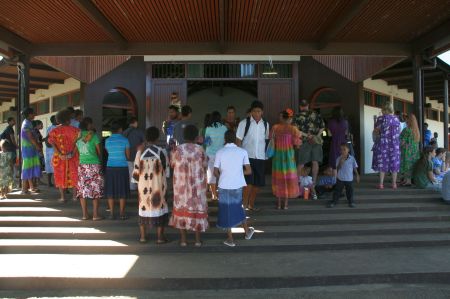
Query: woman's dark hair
xmin=110 ymin=121 xmax=122 ymax=133
xmin=183 ymin=124 xmax=198 ymax=142
xmin=145 ymin=127 xmax=160 ymax=142
xmin=332 ymin=107 xmax=345 ymax=121
xmin=168 ymin=105 xmax=180 ymax=113
xmin=280 ymin=111 xmax=289 ymax=120
xmin=224 ymin=130 xmax=236 ymax=144
xmin=209 ymin=111 xmax=222 ymax=128
xmin=22 ymin=107 xmax=34 ymax=118
xmin=436 ymin=147 xmax=446 ymax=156
xmin=79 ymin=117 xmax=93 ymax=131
xmin=250 ymin=100 xmax=264 ymax=111
xmin=203 ymin=113 xmax=212 ymax=128
xmin=56 ymin=109 xmax=72 ymax=125
xmin=50 ymin=115 xmax=57 ymax=125
xmin=32 ymin=120 xmax=43 ymax=128
xmin=418 ymin=146 xmax=436 ymax=167
xmin=181 ymin=105 xmax=192 ymax=117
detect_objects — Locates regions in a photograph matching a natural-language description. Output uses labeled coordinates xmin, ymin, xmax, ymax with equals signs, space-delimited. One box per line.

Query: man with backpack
xmin=236 ymin=100 xmax=269 ymax=211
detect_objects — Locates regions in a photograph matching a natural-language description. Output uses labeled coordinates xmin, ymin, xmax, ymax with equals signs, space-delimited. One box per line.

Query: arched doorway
xmin=102 ymin=87 xmax=137 ymax=135
xmin=309 ymin=87 xmax=341 ymax=119
xmin=309 ymin=87 xmax=342 ymax=167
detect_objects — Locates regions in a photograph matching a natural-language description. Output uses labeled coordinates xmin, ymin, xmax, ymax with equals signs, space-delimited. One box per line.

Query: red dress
xmin=49 ymin=125 xmax=80 ymax=188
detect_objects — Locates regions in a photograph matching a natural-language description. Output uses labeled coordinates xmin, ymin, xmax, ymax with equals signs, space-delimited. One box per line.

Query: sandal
xmin=139 ymin=238 xmax=147 ymax=244
xmin=194 ymin=241 xmax=203 ymax=247
xmin=20 ymin=190 xmax=30 ymax=195
xmin=119 ymin=214 xmax=129 ymax=220
xmin=179 ymin=242 xmax=187 ymax=247
xmin=392 ymin=183 xmax=398 ymax=190
xmin=58 ymin=198 xmax=67 ymax=203
xmin=31 ymin=188 xmax=40 ymax=193
xmin=93 ymin=216 xmax=104 ymax=221
xmin=156 ymin=239 xmax=169 ymax=245
xmin=81 ymin=215 xmax=91 ymax=220
xmin=377 ymin=184 xmax=384 ymax=189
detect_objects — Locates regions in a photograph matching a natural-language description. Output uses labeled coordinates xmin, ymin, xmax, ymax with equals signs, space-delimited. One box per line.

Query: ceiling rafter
xmin=317 ymin=0 xmax=371 ymax=50
xmin=70 ymin=0 xmax=128 ymax=48
xmin=0 ymin=26 xmax=34 ymax=54
xmin=413 ymin=19 xmax=450 ymax=54
xmin=30 ymin=42 xmax=411 ymax=56
xmin=218 ymin=0 xmax=227 ymax=53
xmin=0 ymin=81 xmax=47 ymax=89
xmin=0 ymin=73 xmax=65 ymax=84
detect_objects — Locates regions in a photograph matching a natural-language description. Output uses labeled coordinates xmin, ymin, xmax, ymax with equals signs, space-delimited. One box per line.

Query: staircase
xmin=1 ymin=175 xmax=450 ymax=296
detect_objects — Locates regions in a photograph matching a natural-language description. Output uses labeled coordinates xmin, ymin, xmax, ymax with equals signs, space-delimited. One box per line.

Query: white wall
xmin=362 ymin=78 xmax=446 ymax=174
xmin=0 ymin=78 xmax=80 ymax=141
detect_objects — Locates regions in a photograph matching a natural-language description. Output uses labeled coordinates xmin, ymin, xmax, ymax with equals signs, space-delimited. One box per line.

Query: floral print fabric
xmin=294 ymin=110 xmax=325 ymax=140
xmin=372 ymin=114 xmax=400 ymax=173
xmin=169 ymin=143 xmax=209 ymax=232
xmin=400 ymin=127 xmax=420 ymax=179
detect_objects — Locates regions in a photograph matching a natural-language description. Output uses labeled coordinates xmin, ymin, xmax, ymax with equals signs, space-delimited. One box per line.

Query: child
xmin=0 ymin=140 xmax=14 ymax=199
xmin=299 ymin=166 xmax=313 ymax=199
xmin=327 ymin=143 xmax=359 ymax=208
xmin=315 ymin=165 xmax=336 ymax=197
xmin=413 ymin=146 xmax=441 ymax=191
xmin=432 ymin=148 xmax=446 ymax=178
xmin=214 ymin=130 xmax=255 ymax=247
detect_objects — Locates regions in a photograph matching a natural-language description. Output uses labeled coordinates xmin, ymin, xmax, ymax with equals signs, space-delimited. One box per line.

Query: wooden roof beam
xmin=70 ymin=0 xmax=127 ymax=49
xmin=31 ymin=42 xmax=411 ymax=56
xmin=413 ymin=19 xmax=450 ymax=55
xmin=0 ymin=81 xmax=47 ymax=89
xmin=30 ymin=63 xmax=58 ymax=72
xmin=317 ymin=0 xmax=371 ymax=50
xmin=0 ymin=93 xmax=16 ymax=98
xmin=0 ymin=73 xmax=64 ymax=84
xmin=0 ymin=26 xmax=33 ymax=55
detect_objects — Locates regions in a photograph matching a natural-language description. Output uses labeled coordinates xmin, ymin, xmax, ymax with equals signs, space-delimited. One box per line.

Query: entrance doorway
xmin=188 ymin=80 xmax=257 ymax=126
xmin=102 ymin=87 xmax=137 ymax=135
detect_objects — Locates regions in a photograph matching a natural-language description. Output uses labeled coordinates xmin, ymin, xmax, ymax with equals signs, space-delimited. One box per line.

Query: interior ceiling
xmin=371 ymin=58 xmax=450 ymax=103
xmin=0 ymin=58 xmax=70 ymax=104
xmin=0 ymin=0 xmax=448 ymax=56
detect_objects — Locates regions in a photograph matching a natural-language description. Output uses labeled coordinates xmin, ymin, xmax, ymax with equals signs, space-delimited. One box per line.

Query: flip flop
xmin=81 ymin=216 xmax=91 ymax=220
xmin=194 ymin=241 xmax=203 ymax=247
xmin=179 ymin=242 xmax=187 ymax=247
xmin=139 ymin=239 xmax=147 ymax=244
xmin=93 ymin=216 xmax=104 ymax=221
xmin=156 ymin=239 xmax=169 ymax=244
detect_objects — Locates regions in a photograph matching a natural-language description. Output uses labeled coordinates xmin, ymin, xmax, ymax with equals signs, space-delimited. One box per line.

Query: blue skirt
xmin=217 ymin=188 xmax=246 ymax=229
xmin=105 ymin=167 xmax=130 ymax=199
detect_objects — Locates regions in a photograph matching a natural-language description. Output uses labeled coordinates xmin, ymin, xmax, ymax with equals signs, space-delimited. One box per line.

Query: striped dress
xmin=271 ymin=124 xmax=301 ymax=198
xmin=20 ymin=119 xmax=41 ymax=180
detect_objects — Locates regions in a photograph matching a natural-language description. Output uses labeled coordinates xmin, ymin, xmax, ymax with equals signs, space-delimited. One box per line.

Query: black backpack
xmin=243 ymin=116 xmax=268 ymax=140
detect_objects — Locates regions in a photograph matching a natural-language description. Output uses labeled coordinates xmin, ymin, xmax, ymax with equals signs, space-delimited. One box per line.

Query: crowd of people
xmin=0 ymin=97 xmax=448 ymax=246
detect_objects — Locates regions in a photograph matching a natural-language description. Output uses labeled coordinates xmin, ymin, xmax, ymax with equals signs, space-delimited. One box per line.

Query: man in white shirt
xmin=214 ymin=130 xmax=255 ymax=247
xmin=236 ymin=100 xmax=269 ymax=211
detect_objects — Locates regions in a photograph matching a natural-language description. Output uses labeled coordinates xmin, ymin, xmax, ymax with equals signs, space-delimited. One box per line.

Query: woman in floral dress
xmin=48 ymin=109 xmax=80 ymax=202
xmin=400 ymin=114 xmax=420 ymax=186
xmin=170 ymin=124 xmax=208 ymax=247
xmin=133 ymin=127 xmax=169 ymax=244
xmin=271 ymin=109 xmax=301 ymax=209
xmin=0 ymin=140 xmax=14 ymax=199
xmin=372 ymin=101 xmax=401 ymax=189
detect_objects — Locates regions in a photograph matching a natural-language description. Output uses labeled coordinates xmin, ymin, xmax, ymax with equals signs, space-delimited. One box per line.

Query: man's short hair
xmin=74 ymin=109 xmax=83 ymax=117
xmin=250 ymin=100 xmax=264 ymax=111
xmin=183 ymin=124 xmax=198 ymax=141
xmin=168 ymin=105 xmax=180 ymax=113
xmin=129 ymin=116 xmax=138 ymax=125
xmin=299 ymin=99 xmax=309 ymax=107
xmin=7 ymin=117 xmax=14 ymax=123
xmin=227 ymin=106 xmax=236 ymax=112
xmin=181 ymin=105 xmax=193 ymax=117
xmin=145 ymin=126 xmax=160 ymax=142
xmin=224 ymin=130 xmax=236 ymax=144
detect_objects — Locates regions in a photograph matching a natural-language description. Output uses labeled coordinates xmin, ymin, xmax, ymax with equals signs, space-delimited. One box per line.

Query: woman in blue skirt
xmin=214 ymin=130 xmax=255 ymax=247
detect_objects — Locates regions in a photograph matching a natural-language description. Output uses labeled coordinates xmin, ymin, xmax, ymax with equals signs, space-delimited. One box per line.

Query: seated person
xmin=412 ymin=146 xmax=441 ymax=191
xmin=441 ymin=171 xmax=450 ymax=203
xmin=432 ymin=148 xmax=447 ymax=180
xmin=315 ymin=165 xmax=336 ymax=197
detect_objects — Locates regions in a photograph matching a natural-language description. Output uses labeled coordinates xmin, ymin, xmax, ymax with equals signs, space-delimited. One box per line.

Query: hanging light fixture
xmin=262 ymin=56 xmax=278 ymax=75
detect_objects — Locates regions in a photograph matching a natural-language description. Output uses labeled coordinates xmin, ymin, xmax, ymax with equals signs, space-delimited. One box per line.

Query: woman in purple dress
xmin=372 ymin=100 xmax=401 ymax=189
xmin=328 ymin=107 xmax=349 ymax=169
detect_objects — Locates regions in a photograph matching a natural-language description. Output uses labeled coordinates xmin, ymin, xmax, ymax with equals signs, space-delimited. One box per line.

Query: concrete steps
xmin=1 ymin=174 xmax=450 ymax=294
